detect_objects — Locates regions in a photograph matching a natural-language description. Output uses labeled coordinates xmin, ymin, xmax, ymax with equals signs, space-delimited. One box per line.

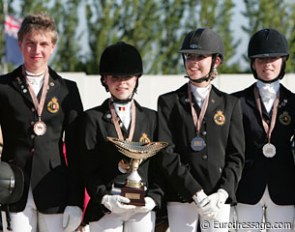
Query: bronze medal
xmin=33 ymin=121 xmax=47 ymax=136
xmin=23 ymin=66 xmax=49 ymax=137
xmin=190 ymin=136 xmax=206 ymax=151
xmin=262 ymin=143 xmax=276 ymax=158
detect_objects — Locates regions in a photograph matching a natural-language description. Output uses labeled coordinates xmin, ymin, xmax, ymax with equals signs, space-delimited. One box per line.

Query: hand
xmin=192 ymin=189 xmax=212 ymax=217
xmin=192 ymin=189 xmax=209 ymax=208
xmin=63 ymin=206 xmax=83 ymax=232
xmin=202 ymin=189 xmax=228 ymax=219
xmin=101 ymin=195 xmax=137 ymax=214
xmin=133 ymin=197 xmax=156 ymax=213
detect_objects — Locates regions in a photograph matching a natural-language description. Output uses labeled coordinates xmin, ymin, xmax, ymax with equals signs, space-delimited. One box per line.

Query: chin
xmin=116 ymin=95 xmax=128 ymax=100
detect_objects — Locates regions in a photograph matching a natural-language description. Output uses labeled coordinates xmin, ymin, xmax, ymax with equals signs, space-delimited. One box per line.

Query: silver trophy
xmin=107 ymin=136 xmax=168 ymax=206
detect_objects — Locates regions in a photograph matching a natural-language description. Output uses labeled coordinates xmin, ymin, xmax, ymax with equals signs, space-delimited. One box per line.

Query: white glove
xmin=192 ymin=189 xmax=209 ymax=208
xmin=133 ymin=197 xmax=156 ymax=213
xmin=202 ymin=189 xmax=228 ymax=219
xmin=101 ymin=195 xmax=137 ymax=214
xmin=63 ymin=206 xmax=83 ymax=232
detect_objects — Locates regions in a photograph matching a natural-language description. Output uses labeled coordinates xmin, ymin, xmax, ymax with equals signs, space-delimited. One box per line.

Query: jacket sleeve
xmin=218 ymin=97 xmax=245 ymax=201
xmin=144 ymin=110 xmax=165 ymax=209
xmin=63 ymin=80 xmax=84 ymax=208
xmin=156 ymin=94 xmax=201 ymax=201
xmin=79 ymin=111 xmax=110 ymax=205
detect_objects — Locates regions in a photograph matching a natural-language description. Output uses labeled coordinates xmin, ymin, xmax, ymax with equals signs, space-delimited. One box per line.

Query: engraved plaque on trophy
xmin=107 ymin=136 xmax=168 ymax=206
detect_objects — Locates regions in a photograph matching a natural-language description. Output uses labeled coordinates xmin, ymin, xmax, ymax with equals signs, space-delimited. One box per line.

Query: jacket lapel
xmin=205 ymin=85 xmax=223 ymax=116
xmin=11 ymin=68 xmax=34 ymax=105
xmin=46 ymin=68 xmax=59 ymax=95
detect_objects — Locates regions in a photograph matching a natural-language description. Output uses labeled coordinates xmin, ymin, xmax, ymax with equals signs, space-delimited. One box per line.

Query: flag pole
xmin=1 ymin=0 xmax=8 ymax=74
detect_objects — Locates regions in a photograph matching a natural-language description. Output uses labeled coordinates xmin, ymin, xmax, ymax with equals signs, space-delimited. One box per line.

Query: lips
xmin=31 ymin=56 xmax=42 ymax=61
xmin=263 ymin=69 xmax=273 ymax=73
xmin=116 ymin=86 xmax=128 ymax=91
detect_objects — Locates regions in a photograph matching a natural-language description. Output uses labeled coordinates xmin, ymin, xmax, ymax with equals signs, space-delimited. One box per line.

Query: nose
xmin=117 ymin=77 xmax=127 ymax=82
xmin=32 ymin=43 xmax=41 ymax=53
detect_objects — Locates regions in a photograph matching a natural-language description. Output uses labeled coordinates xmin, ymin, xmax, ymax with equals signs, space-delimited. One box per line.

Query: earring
xmin=209 ymin=67 xmax=218 ymax=81
xmin=212 ymin=67 xmax=218 ymax=76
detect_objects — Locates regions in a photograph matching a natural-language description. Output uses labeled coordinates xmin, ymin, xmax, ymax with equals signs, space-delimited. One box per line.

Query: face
xmin=184 ymin=53 xmax=220 ymax=87
xmin=18 ymin=30 xmax=56 ymax=74
xmin=104 ymin=75 xmax=138 ymax=100
xmin=253 ymin=57 xmax=283 ymax=82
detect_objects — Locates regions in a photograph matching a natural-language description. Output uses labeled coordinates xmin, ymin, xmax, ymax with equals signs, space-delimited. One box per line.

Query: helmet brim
xmin=0 ymin=162 xmax=24 ymax=204
xmin=179 ymin=49 xmax=214 ymax=55
xmin=250 ymin=53 xmax=289 ymax=58
xmin=7 ymin=164 xmax=24 ymax=204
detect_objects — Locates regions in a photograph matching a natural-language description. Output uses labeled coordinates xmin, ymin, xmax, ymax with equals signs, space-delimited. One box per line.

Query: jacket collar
xmin=178 ymin=83 xmax=224 ymax=115
xmin=102 ymin=98 xmax=146 ymax=138
xmin=11 ymin=66 xmax=59 ymax=105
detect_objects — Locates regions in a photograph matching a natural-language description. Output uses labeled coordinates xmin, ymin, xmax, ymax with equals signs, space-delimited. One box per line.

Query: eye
xmin=184 ymin=53 xmax=195 ymax=60
xmin=184 ymin=53 xmax=210 ymax=61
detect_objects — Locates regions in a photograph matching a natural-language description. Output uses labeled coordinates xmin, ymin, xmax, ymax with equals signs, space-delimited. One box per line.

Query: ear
xmin=214 ymin=56 xmax=222 ymax=68
xmin=251 ymin=61 xmax=256 ymax=70
xmin=50 ymin=43 xmax=56 ymax=55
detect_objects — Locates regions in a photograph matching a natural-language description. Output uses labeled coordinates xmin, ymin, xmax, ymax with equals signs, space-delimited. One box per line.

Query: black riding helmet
xmin=99 ymin=41 xmax=143 ymax=92
xmin=179 ymin=28 xmax=224 ymax=83
xmin=248 ymin=28 xmax=289 ymax=82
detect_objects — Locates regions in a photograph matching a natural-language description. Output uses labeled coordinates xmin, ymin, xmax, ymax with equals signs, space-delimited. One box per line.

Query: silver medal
xmin=262 ymin=143 xmax=276 ymax=158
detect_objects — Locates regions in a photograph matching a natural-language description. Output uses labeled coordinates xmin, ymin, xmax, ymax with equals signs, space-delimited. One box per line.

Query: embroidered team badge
xmin=279 ymin=111 xmax=291 ymax=125
xmin=214 ymin=111 xmax=226 ymax=126
xmin=47 ymin=97 xmax=60 ymax=113
xmin=139 ymin=133 xmax=151 ymax=143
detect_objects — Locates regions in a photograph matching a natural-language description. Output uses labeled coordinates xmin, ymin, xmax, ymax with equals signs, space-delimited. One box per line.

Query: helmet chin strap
xmin=251 ymin=58 xmax=286 ymax=84
xmin=185 ymin=74 xmax=210 ymax=83
xmin=257 ymin=77 xmax=281 ymax=84
xmin=111 ymin=93 xmax=135 ymax=104
xmin=184 ymin=55 xmax=216 ymax=84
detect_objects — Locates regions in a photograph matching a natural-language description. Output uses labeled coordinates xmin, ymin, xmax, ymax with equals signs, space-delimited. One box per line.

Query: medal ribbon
xmin=188 ymin=83 xmax=211 ymax=135
xmin=109 ymin=99 xmax=136 ymax=141
xmin=254 ymin=87 xmax=279 ymax=143
xmin=23 ymin=66 xmax=49 ymax=121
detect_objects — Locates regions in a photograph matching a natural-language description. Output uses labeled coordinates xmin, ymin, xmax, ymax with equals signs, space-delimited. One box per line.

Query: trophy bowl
xmin=107 ymin=136 xmax=168 ymax=206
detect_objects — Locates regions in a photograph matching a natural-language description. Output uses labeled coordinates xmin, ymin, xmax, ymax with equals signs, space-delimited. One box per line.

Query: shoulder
xmin=84 ymin=100 xmax=109 ymax=117
xmin=211 ymin=86 xmax=242 ymax=108
xmin=48 ymin=67 xmax=78 ymax=88
xmin=0 ymin=66 xmax=22 ymax=84
xmin=280 ymin=84 xmax=295 ymax=97
xmin=231 ymin=84 xmax=255 ymax=98
xmin=134 ymin=101 xmax=157 ymax=116
xmin=158 ymin=83 xmax=187 ymax=100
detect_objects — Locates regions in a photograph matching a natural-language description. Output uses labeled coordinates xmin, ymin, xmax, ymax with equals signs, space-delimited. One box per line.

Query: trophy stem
xmin=126 ymin=159 xmax=142 ymax=189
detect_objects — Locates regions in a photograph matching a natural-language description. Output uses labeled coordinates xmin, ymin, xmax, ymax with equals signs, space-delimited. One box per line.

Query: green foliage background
xmin=0 ymin=0 xmax=294 ymax=74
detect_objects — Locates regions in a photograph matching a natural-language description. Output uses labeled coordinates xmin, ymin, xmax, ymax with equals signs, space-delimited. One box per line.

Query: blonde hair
xmin=18 ymin=13 xmax=58 ymax=44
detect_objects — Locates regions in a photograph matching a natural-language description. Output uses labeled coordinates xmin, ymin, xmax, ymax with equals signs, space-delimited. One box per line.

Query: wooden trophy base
xmin=121 ymin=186 xmax=145 ymax=206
